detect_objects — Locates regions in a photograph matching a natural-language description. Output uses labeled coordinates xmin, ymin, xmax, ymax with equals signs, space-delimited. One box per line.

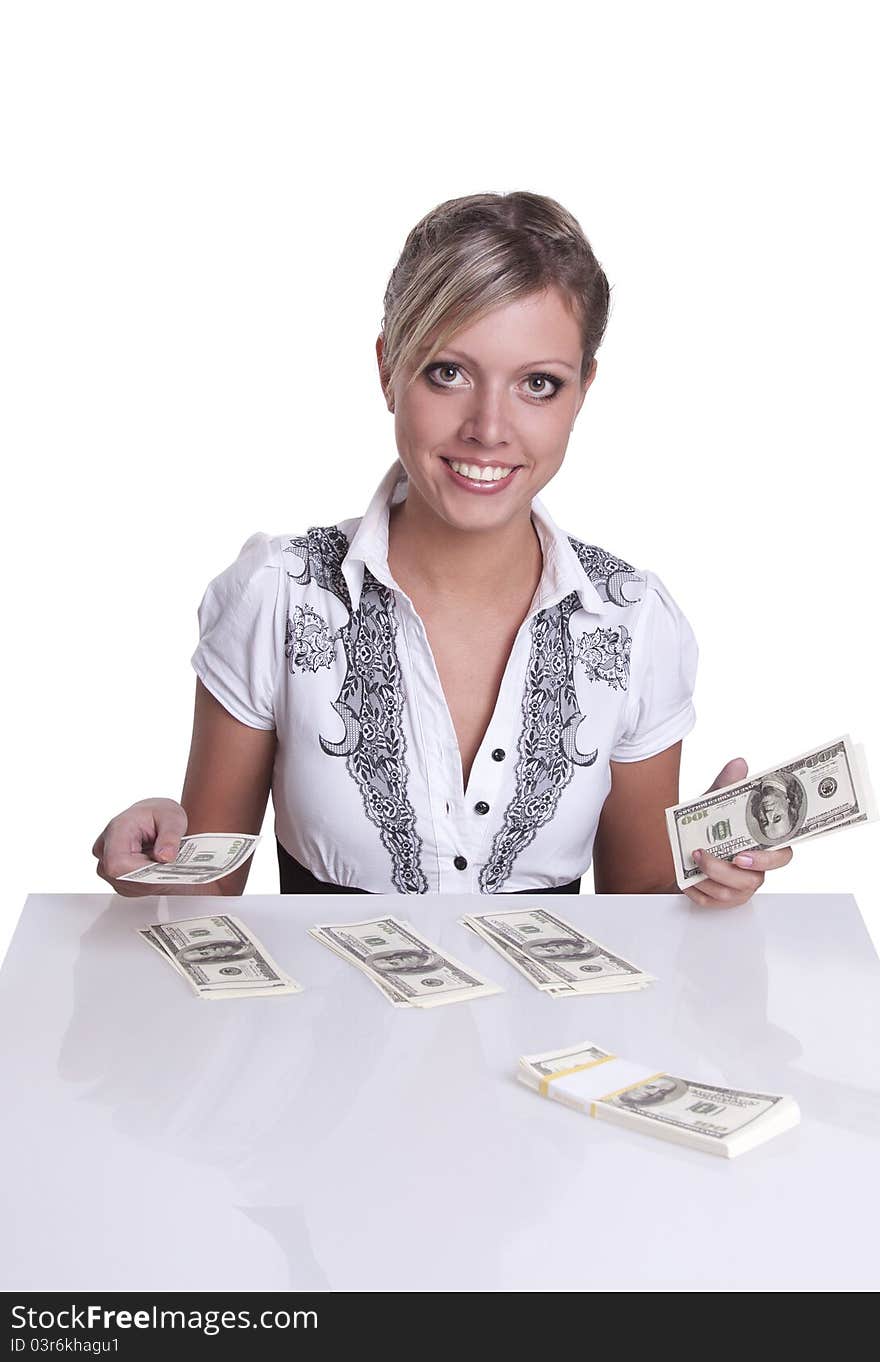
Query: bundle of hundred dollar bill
xmin=310 ymin=916 xmax=502 ymax=1008
xmin=666 ymin=734 xmax=877 ymax=890
xmin=119 ymin=833 xmax=260 ymax=885
xmin=460 ymin=908 xmax=654 ymax=996
xmin=518 ymin=1041 xmax=800 ymax=1157
xmin=138 ymin=915 xmax=302 ymax=999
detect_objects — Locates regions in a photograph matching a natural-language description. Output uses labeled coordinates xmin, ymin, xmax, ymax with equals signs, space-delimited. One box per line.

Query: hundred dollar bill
xmin=138 ymin=914 xmax=301 ymax=998
xmin=459 ymin=908 xmax=655 ymax=995
xmin=518 ymin=1040 xmax=800 ymax=1157
xmin=666 ymin=735 xmax=877 ymax=890
xmin=309 ymin=916 xmax=502 ymax=1008
xmin=118 ymin=833 xmax=260 ymax=884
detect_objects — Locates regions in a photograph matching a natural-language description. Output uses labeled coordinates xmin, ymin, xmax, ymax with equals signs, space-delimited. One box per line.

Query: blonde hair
xmin=380 ymin=190 xmax=611 ymax=397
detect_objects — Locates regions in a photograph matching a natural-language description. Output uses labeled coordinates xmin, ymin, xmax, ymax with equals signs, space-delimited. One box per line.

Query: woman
xmin=92 ymin=190 xmax=792 ymax=906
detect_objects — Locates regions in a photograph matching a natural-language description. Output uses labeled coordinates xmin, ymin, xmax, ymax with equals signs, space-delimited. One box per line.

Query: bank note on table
xmin=310 ymin=916 xmax=502 ymax=1008
xmin=138 ymin=914 xmax=301 ymax=999
xmin=118 ymin=833 xmax=260 ymax=885
xmin=666 ymin=735 xmax=877 ymax=890
xmin=518 ymin=1040 xmax=800 ymax=1158
xmin=459 ymin=907 xmax=655 ymax=996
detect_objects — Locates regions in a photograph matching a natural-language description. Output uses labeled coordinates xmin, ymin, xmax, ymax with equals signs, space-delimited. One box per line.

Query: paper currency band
xmin=539 ymin=1053 xmax=616 ymax=1097
xmin=590 ymin=1072 xmax=667 ymax=1118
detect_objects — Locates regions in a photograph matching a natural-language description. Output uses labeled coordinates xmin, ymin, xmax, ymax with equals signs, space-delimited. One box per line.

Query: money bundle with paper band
xmin=310 ymin=916 xmax=502 ymax=1008
xmin=119 ymin=832 xmax=261 ymax=885
xmin=665 ymin=734 xmax=877 ymax=890
xmin=460 ymin=908 xmax=655 ymax=996
xmin=138 ymin=914 xmax=302 ymax=999
xmin=518 ymin=1041 xmax=800 ymax=1157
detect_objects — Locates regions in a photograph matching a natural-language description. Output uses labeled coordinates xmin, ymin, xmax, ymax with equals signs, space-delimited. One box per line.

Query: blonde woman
xmin=92 ymin=191 xmax=793 ymax=906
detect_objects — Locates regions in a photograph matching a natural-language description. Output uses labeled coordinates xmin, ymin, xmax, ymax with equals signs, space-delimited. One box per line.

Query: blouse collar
xmin=340 ymin=459 xmax=604 ymax=617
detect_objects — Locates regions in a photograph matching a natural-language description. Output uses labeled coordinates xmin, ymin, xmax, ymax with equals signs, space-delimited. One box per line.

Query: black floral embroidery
xmin=284 ymin=527 xmax=352 ymax=610
xmin=575 ymin=624 xmax=632 ymax=692
xmin=568 ymin=537 xmax=645 ymax=606
xmin=479 ymin=539 xmax=644 ymax=893
xmin=283 ymin=527 xmax=428 ymax=894
xmin=285 ymin=604 xmax=338 ymax=674
xmin=479 ymin=591 xmax=597 ymax=894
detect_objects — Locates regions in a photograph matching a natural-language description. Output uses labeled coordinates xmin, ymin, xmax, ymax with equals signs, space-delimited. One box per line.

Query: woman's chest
xmin=281 ymin=578 xmax=632 ymax=775
xmin=275 ymin=578 xmax=631 ymax=892
xmin=413 ymin=602 xmax=527 ymax=789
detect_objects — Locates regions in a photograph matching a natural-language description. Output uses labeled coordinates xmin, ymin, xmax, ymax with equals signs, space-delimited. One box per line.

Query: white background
xmin=1 ymin=1 xmax=877 ymax=964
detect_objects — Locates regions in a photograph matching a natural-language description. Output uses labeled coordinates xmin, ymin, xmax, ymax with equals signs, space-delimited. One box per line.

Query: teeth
xmin=449 ymin=460 xmax=515 ymax=482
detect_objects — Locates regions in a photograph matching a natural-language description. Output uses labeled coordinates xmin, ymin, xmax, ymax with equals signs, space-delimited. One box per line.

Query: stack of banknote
xmin=309 ymin=916 xmax=502 ymax=1008
xmin=119 ymin=833 xmax=261 ymax=885
xmin=460 ymin=908 xmax=655 ymax=996
xmin=138 ymin=914 xmax=302 ymax=999
xmin=666 ymin=734 xmax=877 ymax=889
xmin=518 ymin=1040 xmax=800 ymax=1157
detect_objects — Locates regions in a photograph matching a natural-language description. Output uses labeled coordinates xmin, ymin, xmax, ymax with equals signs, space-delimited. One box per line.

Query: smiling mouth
xmin=441 ymin=457 xmax=522 ymax=487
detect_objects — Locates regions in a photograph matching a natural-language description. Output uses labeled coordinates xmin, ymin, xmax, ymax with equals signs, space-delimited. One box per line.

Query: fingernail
xmin=157 ymin=846 xmax=177 ymax=860
xmin=735 ymin=854 xmax=754 ymax=867
xmin=692 ymin=849 xmax=702 ymax=861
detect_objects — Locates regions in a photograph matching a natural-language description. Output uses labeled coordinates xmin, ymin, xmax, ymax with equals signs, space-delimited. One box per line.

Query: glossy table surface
xmin=1 ymin=891 xmax=879 ymax=1291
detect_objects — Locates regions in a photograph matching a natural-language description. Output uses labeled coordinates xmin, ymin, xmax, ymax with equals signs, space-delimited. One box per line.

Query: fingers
xmin=689 ymin=848 xmax=764 ymax=907
xmin=98 ymin=817 xmax=151 ymax=882
xmin=93 ymin=800 xmax=188 ymax=883
xmin=731 ymin=845 xmax=794 ymax=872
xmin=704 ymin=756 xmax=748 ymax=794
xmin=694 ymin=848 xmax=764 ymax=889
xmin=686 ymin=841 xmax=794 ymax=909
xmin=96 ymin=849 xmax=151 ymax=885
xmin=683 ymin=884 xmax=722 ymax=908
xmin=154 ymin=805 xmax=188 ymax=862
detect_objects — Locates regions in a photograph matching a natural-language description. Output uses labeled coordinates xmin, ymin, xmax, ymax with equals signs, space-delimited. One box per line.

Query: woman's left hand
xmin=685 ymin=758 xmax=794 ymax=908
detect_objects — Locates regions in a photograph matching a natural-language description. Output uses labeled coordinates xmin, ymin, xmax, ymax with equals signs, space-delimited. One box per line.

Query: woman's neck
xmin=387 ymin=481 xmax=543 ymax=607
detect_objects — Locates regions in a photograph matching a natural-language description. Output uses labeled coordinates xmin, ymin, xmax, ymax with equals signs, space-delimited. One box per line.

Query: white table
xmin=1 ymin=891 xmax=878 ymax=1292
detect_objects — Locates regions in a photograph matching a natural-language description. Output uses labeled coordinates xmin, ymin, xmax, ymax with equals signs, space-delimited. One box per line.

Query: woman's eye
xmin=429 ymin=364 xmax=463 ymax=387
xmin=425 ymin=363 xmax=563 ymax=401
xmin=524 ymin=374 xmax=562 ymax=400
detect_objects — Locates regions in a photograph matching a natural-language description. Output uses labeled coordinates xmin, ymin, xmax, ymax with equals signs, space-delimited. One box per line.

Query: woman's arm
xmin=97 ymin=679 xmax=276 ymax=897
xmin=591 ymin=743 xmax=682 ymax=894
xmin=178 ymin=678 xmax=277 ymax=894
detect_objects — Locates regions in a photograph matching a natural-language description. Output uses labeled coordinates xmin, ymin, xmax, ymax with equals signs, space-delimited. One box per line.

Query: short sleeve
xmin=610 ymin=570 xmax=699 ymax=762
xmin=190 ymin=532 xmax=284 ymax=730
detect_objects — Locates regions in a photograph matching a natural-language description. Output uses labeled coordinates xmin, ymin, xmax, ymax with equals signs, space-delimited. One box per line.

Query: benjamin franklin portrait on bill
xmin=745 ymin=772 xmax=806 ymax=845
xmin=523 ymin=937 xmax=600 ymax=963
xmin=366 ymin=947 xmax=442 ymax=975
xmin=616 ymin=1076 xmax=688 ymax=1107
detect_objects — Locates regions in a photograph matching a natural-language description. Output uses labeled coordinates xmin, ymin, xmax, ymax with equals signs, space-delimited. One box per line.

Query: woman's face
xmin=377 ymin=284 xmax=594 ymax=535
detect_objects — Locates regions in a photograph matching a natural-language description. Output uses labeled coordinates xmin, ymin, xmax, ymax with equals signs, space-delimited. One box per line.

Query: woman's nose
xmin=457 ymin=386 xmax=514 ymax=447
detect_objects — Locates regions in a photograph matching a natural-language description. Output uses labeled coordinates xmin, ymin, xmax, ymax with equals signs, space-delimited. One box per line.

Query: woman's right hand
xmin=92 ymin=797 xmax=188 ymax=894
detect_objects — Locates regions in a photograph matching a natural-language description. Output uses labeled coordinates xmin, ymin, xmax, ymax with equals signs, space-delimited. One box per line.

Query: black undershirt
xmin=276 ymin=839 xmax=581 ymax=895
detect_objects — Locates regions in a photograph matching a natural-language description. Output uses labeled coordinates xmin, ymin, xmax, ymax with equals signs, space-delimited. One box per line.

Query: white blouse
xmin=191 ymin=460 xmax=698 ymax=894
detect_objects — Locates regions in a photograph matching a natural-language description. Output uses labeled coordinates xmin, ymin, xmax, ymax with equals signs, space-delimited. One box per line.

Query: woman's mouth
xmin=441 ymin=458 xmax=521 ymax=493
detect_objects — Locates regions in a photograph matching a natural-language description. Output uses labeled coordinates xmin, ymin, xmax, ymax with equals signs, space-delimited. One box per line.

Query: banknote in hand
xmin=118 ymin=833 xmax=260 ymax=885
xmin=666 ymin=734 xmax=876 ymax=890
